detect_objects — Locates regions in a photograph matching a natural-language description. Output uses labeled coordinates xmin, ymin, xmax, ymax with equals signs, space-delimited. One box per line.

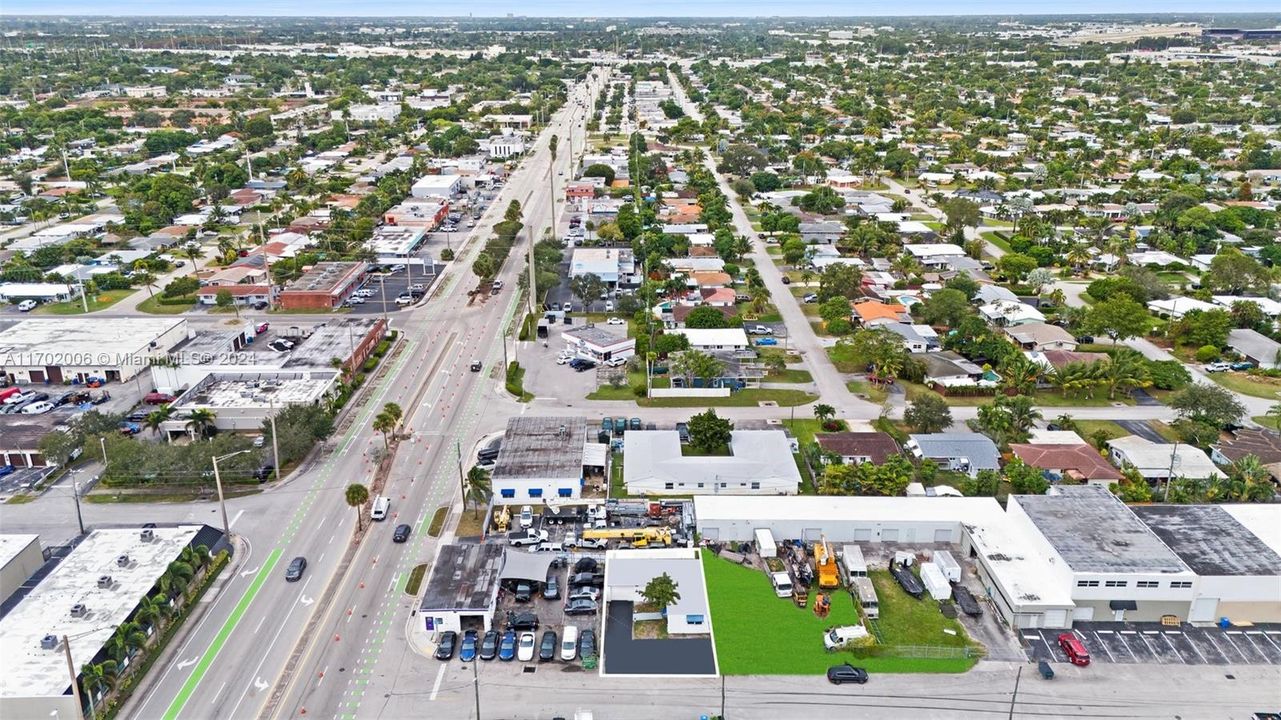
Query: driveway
xmin=1114 ymin=420 xmax=1167 ymax=444
xmin=601 ymin=600 xmax=717 ymax=676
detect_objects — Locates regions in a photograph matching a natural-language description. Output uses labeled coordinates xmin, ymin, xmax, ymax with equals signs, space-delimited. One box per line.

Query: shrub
xmin=362 ymin=357 xmax=378 ymax=372
xmin=1194 ymin=345 xmax=1220 ymax=362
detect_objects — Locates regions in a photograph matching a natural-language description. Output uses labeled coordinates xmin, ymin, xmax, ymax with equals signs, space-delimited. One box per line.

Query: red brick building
xmin=278 ymin=261 xmax=367 ymax=311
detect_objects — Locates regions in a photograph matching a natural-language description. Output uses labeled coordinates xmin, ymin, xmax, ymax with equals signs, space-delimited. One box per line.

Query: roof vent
xmin=140 ymin=529 xmax=155 ymax=542
xmin=116 ymin=554 xmax=131 ymax=567
xmin=70 ymin=604 xmax=88 ymax=618
xmin=97 ymin=575 xmax=114 ymax=588
xmin=41 ymin=635 xmax=59 ymax=650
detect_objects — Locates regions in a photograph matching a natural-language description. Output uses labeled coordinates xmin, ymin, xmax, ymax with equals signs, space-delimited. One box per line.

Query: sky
xmin=3 ymin=0 xmax=1276 ymax=17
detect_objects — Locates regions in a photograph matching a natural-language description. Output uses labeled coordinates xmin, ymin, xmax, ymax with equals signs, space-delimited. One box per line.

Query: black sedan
xmin=284 ymin=556 xmax=307 ymax=582
xmin=579 ymin=629 xmax=596 ymax=658
xmin=435 ymin=631 xmax=458 ymax=660
xmin=539 ymin=630 xmax=557 ymax=662
xmin=479 ymin=630 xmax=500 ymax=661
xmin=392 ymin=524 xmax=411 ymax=543
xmin=826 ymin=664 xmax=869 ymax=685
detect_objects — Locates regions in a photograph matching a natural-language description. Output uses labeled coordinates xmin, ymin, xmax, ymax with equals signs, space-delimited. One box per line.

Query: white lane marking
xmin=176 ymin=657 xmax=198 ymax=670
xmin=212 ymin=681 xmax=227 ymax=703
xmin=1138 ymin=632 xmax=1163 ymax=662
xmin=329 ymin=533 xmax=335 ymax=545
xmin=224 ymin=576 xmax=314 ymax=719
xmin=1092 ymin=631 xmax=1116 ymax=663
xmin=240 ymin=565 xmax=260 ymax=578
xmin=229 ymin=510 xmax=245 ymax=528
xmin=1116 ymin=632 xmax=1138 ymax=661
xmin=316 ymin=666 xmax=328 ymax=687
xmin=1183 ymin=632 xmax=1208 ymax=663
xmin=1161 ymin=633 xmax=1188 ymax=664
xmin=1222 ymin=631 xmax=1248 ymax=661
xmin=429 ymin=664 xmax=447 ymax=701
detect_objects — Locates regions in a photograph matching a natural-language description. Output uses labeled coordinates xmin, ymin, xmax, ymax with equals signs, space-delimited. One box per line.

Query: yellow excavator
xmin=492 ymin=505 xmax=511 ymax=533
xmin=814 ymin=538 xmax=839 ymax=590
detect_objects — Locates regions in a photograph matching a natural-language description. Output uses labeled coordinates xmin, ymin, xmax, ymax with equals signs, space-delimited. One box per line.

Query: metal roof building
xmin=491 ymin=416 xmax=588 ymax=503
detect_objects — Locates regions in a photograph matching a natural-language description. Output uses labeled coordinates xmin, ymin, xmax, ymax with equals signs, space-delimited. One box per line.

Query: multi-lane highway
xmin=116 ymin=69 xmax=606 ymax=720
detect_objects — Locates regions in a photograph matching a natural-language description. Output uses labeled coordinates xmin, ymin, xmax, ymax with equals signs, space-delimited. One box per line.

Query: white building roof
xmin=0 ymin=318 xmax=187 ymax=362
xmin=0 ymin=534 xmax=40 ymax=570
xmin=1222 ymin=505 xmax=1281 ymax=560
xmin=694 ymin=495 xmax=1074 ymax=608
xmin=904 ymin=243 xmax=965 ymax=258
xmin=605 ymin=548 xmax=710 ymax=627
xmin=570 ymin=248 xmax=624 ymax=278
xmin=1213 ymin=295 xmax=1281 ymax=316
xmin=624 ymin=431 xmax=801 ymax=493
xmin=672 ymin=328 xmax=748 ymax=348
xmin=0 ymin=526 xmax=203 ymax=699
xmin=1107 ymin=436 xmax=1225 ymax=479
xmin=1147 ymin=297 xmax=1222 ymax=317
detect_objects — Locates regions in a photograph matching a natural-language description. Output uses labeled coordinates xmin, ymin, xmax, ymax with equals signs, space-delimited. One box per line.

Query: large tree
xmin=1084 ymin=295 xmax=1150 ymax=343
xmin=904 ymin=394 xmax=953 ymax=433
xmin=1169 ymin=383 xmax=1245 ymax=429
xmin=919 ymin=288 xmax=972 ymax=327
xmin=687 ymin=409 xmax=733 ymax=454
xmin=640 ymin=572 xmax=682 ymax=612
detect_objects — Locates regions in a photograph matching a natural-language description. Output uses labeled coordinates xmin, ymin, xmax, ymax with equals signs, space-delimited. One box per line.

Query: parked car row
xmin=435 ymin=626 xmax=596 ymax=664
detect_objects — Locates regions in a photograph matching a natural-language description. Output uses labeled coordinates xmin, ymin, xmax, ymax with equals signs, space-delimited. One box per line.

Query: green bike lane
xmin=158 ymin=333 xmax=423 ymax=720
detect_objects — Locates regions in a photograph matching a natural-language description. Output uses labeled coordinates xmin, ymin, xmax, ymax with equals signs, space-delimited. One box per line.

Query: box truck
xmin=840 ymin=545 xmax=867 ymax=583
xmin=933 ymin=549 xmax=961 ymax=583
xmin=754 ymin=528 xmax=778 ymax=559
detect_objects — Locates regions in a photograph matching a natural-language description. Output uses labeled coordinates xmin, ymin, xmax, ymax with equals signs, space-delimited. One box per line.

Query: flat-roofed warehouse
xmin=693 ymin=495 xmax=1077 ymax=630
xmin=490 ymin=416 xmax=589 ymax=503
xmin=0 ymin=534 xmax=42 ymax=605
xmin=0 ymin=525 xmax=225 ymax=720
xmin=1132 ymin=505 xmax=1281 ymax=624
xmin=0 ymin=317 xmax=190 ymax=384
xmin=1008 ymin=486 xmax=1196 ymax=623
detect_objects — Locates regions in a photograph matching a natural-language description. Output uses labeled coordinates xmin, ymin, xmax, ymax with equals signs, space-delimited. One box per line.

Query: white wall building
xmin=0 ymin=318 xmax=189 ymax=385
xmin=605 ymin=548 xmax=715 ymax=639
xmin=490 ymin=417 xmax=588 ymax=503
xmin=624 ymin=430 xmax=801 ymax=495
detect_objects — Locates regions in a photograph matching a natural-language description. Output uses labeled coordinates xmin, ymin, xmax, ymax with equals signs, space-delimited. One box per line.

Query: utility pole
xmin=270 ymin=414 xmax=281 ymax=482
xmin=1007 ymin=665 xmax=1022 ymax=720
xmin=1164 ymin=439 xmax=1180 ymax=502
xmin=456 ymin=441 xmax=466 ymax=501
xmin=62 ymin=635 xmax=87 ymax=720
xmin=98 ymin=437 xmax=107 ymax=466
xmin=70 ymin=472 xmax=85 ymax=536
xmin=472 ymin=649 xmax=481 ymax=720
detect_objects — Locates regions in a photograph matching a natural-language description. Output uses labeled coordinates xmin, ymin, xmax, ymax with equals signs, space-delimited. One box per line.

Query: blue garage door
xmin=528 ymin=488 xmax=543 ymax=498
xmin=500 ymin=488 xmax=515 ymax=498
xmin=558 ymin=488 xmax=573 ymax=497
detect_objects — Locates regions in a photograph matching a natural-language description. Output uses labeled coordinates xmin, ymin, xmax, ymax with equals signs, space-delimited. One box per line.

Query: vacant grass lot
xmin=137 ymin=294 xmax=196 ymax=314
xmin=703 ymin=555 xmax=978 ymax=675
xmin=35 ymin=289 xmax=135 ymax=314
xmin=638 ymin=389 xmax=816 ymax=408
xmin=868 ymin=570 xmax=973 ymax=649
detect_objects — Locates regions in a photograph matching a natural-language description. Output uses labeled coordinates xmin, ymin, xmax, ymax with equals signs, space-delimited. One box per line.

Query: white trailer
xmin=920 ymin=562 xmax=951 ymax=601
xmin=754 ymin=528 xmax=778 ymax=559
xmin=933 ymin=549 xmax=961 ymax=583
xmin=840 ymin=544 xmax=867 ymax=583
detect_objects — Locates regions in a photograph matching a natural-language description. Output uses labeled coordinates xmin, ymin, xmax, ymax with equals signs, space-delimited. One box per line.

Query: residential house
xmin=979 ymin=299 xmax=1046 ymax=327
xmin=905 ymin=433 xmax=1002 ymax=477
xmin=1010 ymin=439 xmax=1123 ymax=487
xmin=699 ymin=288 xmax=737 ymax=307
xmin=873 ymin=321 xmax=938 ymax=353
xmin=1210 ymin=429 xmax=1281 ymax=483
xmin=1106 ymin=436 xmax=1225 ymax=483
xmin=1006 ymin=322 xmax=1078 ymax=351
xmin=798 ymin=221 xmax=845 ymax=245
xmin=852 ymin=300 xmax=910 ymax=327
xmin=815 ymin=432 xmax=901 ymax=465
xmin=672 ymin=328 xmax=749 ymax=352
xmin=689 ymin=271 xmax=731 ymax=289
xmin=1214 ymin=296 xmax=1281 ymax=319
xmin=975 ymin=284 xmax=1020 ymax=305
xmin=919 ymin=351 xmax=986 ymax=387
xmin=1227 ymin=328 xmax=1281 ymax=369
xmin=664 ymin=304 xmax=737 ymax=329
xmin=624 ymin=430 xmax=800 ymax=495
xmin=1147 ymin=297 xmax=1221 ymax=319
xmin=1026 ymin=349 xmax=1110 ymax=370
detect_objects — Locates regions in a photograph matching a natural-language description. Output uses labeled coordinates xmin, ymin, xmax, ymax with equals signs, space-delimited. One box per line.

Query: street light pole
xmin=70 ymin=472 xmax=85 ymax=536
xmin=456 ymin=441 xmax=466 ymax=501
xmin=61 ymin=635 xmax=87 ymax=720
xmin=98 ymin=437 xmax=107 ymax=465
xmin=270 ymin=414 xmax=281 ymax=483
xmin=211 ymin=454 xmax=231 ymax=539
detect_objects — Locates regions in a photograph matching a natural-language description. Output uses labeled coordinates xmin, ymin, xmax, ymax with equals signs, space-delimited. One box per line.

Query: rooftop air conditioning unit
xmin=116 ymin=554 xmax=131 ymax=567
xmin=41 ymin=634 xmax=59 ymax=650
xmin=70 ymin=604 xmax=88 ymax=618
xmin=140 ymin=529 xmax=155 ymax=542
xmin=97 ymin=575 xmax=113 ymax=588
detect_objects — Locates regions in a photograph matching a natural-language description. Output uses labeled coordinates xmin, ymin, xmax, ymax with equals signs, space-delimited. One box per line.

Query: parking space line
xmin=1161 ymin=633 xmax=1187 ymax=664
xmin=1138 ymin=632 xmax=1164 ymax=662
xmin=1244 ymin=633 xmax=1271 ymax=662
xmin=1222 ymin=632 xmax=1250 ymax=662
xmin=1177 ymin=631 xmax=1207 ymax=663
xmin=1200 ymin=631 xmax=1229 ymax=663
xmin=1258 ymin=632 xmax=1281 ymax=655
xmin=1115 ymin=632 xmax=1138 ymax=661
xmin=1091 ymin=631 xmax=1116 ymax=662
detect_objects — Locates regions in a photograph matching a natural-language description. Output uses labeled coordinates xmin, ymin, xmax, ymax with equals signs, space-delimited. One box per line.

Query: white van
xmin=560 ymin=625 xmax=579 ymax=660
xmin=823 ymin=625 xmax=869 ymax=651
xmin=770 ymin=572 xmax=794 ymax=599
xmin=371 ymin=496 xmax=391 ymax=521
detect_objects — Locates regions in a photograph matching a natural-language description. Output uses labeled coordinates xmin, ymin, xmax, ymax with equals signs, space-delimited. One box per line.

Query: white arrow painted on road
xmin=176 ymin=657 xmax=198 ymax=670
xmin=253 ymin=677 xmax=269 ymax=692
xmin=300 ymin=595 xmax=314 ymax=606
xmin=240 ymin=566 xmax=259 ymax=578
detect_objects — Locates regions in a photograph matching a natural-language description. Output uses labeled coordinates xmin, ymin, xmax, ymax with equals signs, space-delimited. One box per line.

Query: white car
xmin=556 ymin=355 xmax=571 ymax=365
xmin=346 ymin=296 xmax=366 ymax=305
xmin=604 ymin=301 xmax=614 ymax=312
xmin=410 ymin=283 xmax=426 ymax=291
xmin=16 ymin=299 xmax=37 ymax=312
xmin=517 ymin=632 xmax=536 ymax=662
xmin=4 ymin=391 xmax=34 ymax=405
xmin=395 ymin=294 xmax=414 ymax=306
xmin=21 ymin=401 xmax=54 ymax=415
xmin=561 ymin=626 xmax=579 ymax=661
xmin=519 ymin=505 xmax=534 ymax=529
xmin=1203 ymin=362 xmax=1232 ymax=373
xmin=607 ymin=316 xmax=624 ymax=325
xmin=605 ymin=357 xmax=627 ymax=367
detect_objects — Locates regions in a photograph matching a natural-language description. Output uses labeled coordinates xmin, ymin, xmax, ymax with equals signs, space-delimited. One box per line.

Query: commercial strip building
xmin=0 ymin=525 xmax=225 ymax=720
xmin=562 ymin=326 xmax=635 ymax=365
xmin=490 ymin=416 xmax=590 ymax=502
xmin=410 ymin=174 xmax=462 ymax=200
xmin=693 ymin=488 xmax=1281 ymax=630
xmin=277 ymin=261 xmax=368 ymax=311
xmin=0 ymin=534 xmax=43 ymax=604
xmin=623 ymin=430 xmax=801 ymax=495
xmin=159 ymin=370 xmax=340 ymax=434
xmin=0 ymin=317 xmax=190 ymax=385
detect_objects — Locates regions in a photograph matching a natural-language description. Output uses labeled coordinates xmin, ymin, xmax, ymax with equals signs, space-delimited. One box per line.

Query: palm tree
xmin=1065 ymin=243 xmax=1091 ymax=275
xmin=1102 ymin=350 xmax=1152 ymax=400
xmin=116 ymin=620 xmax=149 ymax=659
xmin=381 ymin=402 xmax=403 ymax=430
xmin=346 ymin=483 xmax=370 ymax=531
xmin=184 ymin=245 xmax=203 ymax=275
xmin=813 ymin=403 xmax=836 ymax=426
xmin=372 ymin=411 xmax=396 ymax=450
xmin=136 ymin=270 xmax=158 ymax=298
xmin=185 ymin=408 xmax=217 ymax=441
xmin=133 ymin=594 xmax=166 ymax=633
xmin=165 ymin=561 xmax=195 ymax=598
xmin=1265 ymin=403 xmax=1281 ymax=431
xmin=464 ymin=466 xmax=492 ymax=517
xmin=80 ymin=661 xmax=117 ymax=718
xmin=145 ymin=405 xmax=171 ymax=437
xmin=999 ymin=354 xmax=1043 ymax=395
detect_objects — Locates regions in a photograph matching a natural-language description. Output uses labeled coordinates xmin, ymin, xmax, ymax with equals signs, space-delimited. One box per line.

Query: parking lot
xmin=1025 ymin=622 xmax=1281 ymax=665
xmin=346 ymin=263 xmax=444 ymax=314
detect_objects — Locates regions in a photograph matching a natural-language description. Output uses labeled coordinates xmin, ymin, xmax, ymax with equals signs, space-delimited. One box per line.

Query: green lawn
xmin=639 ymin=388 xmax=816 ymax=408
xmin=981 ymin=231 xmax=1012 ymax=254
xmin=1073 ymin=420 xmax=1127 ymax=446
xmin=137 ymin=294 xmax=196 ymax=314
xmin=868 ymin=570 xmax=974 ymax=649
xmin=847 ymin=379 xmax=889 ymax=403
xmin=35 ymin=289 xmax=136 ymax=315
xmin=766 ymin=368 xmax=814 ymax=383
xmin=782 ymin=418 xmax=847 ymax=446
xmin=1208 ymin=372 xmax=1281 ymax=401
xmin=902 ymin=381 xmax=1131 ymax=408
xmin=702 ymin=556 xmax=977 ymax=675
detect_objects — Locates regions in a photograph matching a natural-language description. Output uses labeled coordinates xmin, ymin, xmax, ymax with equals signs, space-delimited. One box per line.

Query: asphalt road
xmin=106 ymin=71 xmax=607 ymax=720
